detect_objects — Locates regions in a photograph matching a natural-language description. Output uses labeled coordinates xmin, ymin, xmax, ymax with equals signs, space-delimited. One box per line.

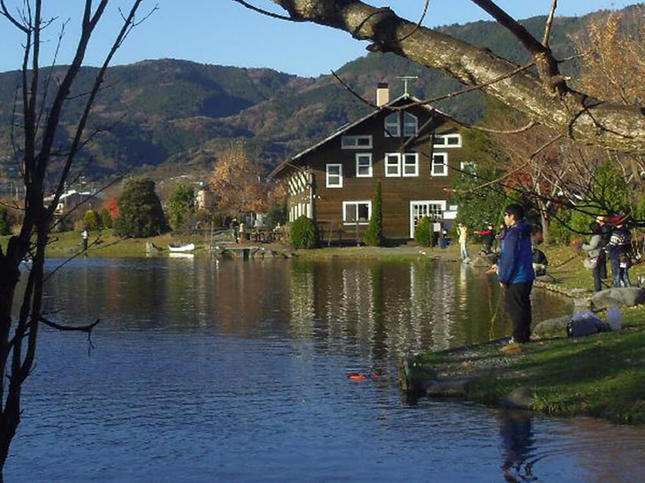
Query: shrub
xmin=289 ymin=216 xmax=317 ymax=249
xmin=0 ymin=206 xmax=11 ymax=235
xmin=363 ymin=182 xmax=383 ymax=246
xmin=83 ymin=209 xmax=101 ymax=230
xmin=414 ymin=216 xmax=433 ymax=247
xmin=100 ymin=208 xmax=113 ymax=229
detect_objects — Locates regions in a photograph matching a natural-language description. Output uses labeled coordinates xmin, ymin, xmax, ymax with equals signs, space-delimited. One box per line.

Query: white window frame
xmin=326 ymin=163 xmax=343 ymax=188
xmin=402 ymin=153 xmax=419 ymax=177
xmin=403 ymin=112 xmax=418 ymax=137
xmin=410 ymin=200 xmax=447 ymax=239
xmin=385 ymin=153 xmax=401 ymax=177
xmin=431 ymin=153 xmax=448 ymax=176
xmin=355 ymin=153 xmax=373 ymax=178
xmin=341 ymin=135 xmax=373 ymax=149
xmin=384 ymin=112 xmax=400 ymax=137
xmin=460 ymin=161 xmax=476 ymax=173
xmin=433 ymin=133 xmax=462 ymax=148
xmin=342 ymin=201 xmax=372 ymax=225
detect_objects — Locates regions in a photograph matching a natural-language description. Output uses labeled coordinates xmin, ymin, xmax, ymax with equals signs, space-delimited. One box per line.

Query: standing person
xmin=230 ymin=217 xmax=239 ymax=243
xmin=81 ymin=228 xmax=89 ymax=251
xmin=476 ymin=223 xmax=496 ymax=254
xmin=608 ymin=217 xmax=632 ymax=287
xmin=457 ymin=222 xmax=469 ymax=261
xmin=595 ymin=216 xmax=610 ymax=281
xmin=582 ymin=221 xmax=606 ymax=292
xmin=496 ymin=204 xmax=535 ymax=344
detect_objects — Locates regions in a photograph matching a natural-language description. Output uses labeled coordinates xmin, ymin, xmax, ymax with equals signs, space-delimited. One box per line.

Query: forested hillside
xmin=0 ymin=6 xmax=634 ymax=184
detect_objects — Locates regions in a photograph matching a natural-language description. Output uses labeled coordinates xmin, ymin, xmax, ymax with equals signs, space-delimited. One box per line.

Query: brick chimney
xmin=376 ymin=82 xmax=390 ymax=107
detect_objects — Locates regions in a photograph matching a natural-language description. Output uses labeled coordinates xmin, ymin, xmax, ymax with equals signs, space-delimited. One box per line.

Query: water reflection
xmin=285 ymin=259 xmax=571 ymax=356
xmin=499 ymin=410 xmax=536 ymax=482
xmin=9 ymin=258 xmax=645 ymax=482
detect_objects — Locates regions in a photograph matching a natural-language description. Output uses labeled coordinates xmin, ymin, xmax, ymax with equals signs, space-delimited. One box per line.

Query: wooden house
xmin=270 ymin=84 xmax=471 ymax=242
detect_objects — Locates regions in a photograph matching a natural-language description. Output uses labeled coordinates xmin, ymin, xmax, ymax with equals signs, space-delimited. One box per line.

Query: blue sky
xmin=0 ymin=0 xmax=641 ymax=77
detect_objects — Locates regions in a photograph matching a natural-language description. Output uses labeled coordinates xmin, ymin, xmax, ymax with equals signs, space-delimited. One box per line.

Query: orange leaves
xmin=209 ymin=143 xmax=269 ymax=216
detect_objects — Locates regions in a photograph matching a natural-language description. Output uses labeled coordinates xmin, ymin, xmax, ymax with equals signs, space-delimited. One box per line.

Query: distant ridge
xmin=0 ymin=6 xmax=636 ymax=184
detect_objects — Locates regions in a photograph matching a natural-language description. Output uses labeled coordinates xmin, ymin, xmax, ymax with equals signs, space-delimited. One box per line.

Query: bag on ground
xmin=567 ymin=310 xmax=610 ymax=337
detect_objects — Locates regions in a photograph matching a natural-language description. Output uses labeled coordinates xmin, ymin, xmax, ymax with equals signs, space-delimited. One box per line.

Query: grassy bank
xmin=408 ymin=306 xmax=645 ymax=423
xmin=405 ymin=243 xmax=645 ymax=424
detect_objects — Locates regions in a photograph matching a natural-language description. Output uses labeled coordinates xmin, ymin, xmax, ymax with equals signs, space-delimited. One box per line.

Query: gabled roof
xmin=269 ymin=94 xmax=452 ymax=179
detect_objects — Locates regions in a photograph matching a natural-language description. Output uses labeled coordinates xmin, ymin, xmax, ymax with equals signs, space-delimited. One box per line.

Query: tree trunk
xmin=269 ymin=0 xmax=645 ymax=154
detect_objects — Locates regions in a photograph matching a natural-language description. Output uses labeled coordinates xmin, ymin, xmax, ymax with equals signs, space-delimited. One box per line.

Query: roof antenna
xmin=398 ymin=75 xmax=418 ymax=96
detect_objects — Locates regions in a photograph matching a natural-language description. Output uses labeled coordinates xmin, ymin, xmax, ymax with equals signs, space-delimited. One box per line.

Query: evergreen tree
xmin=363 ymin=182 xmax=383 ymax=246
xmin=167 ymin=184 xmax=195 ymax=231
xmin=114 ymin=178 xmax=167 ymax=238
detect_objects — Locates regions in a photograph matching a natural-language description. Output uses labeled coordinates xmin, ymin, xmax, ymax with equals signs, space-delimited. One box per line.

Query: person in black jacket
xmin=608 ymin=218 xmax=632 ymax=287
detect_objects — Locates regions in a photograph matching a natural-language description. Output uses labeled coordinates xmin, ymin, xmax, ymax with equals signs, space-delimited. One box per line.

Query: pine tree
xmin=363 ymin=182 xmax=383 ymax=246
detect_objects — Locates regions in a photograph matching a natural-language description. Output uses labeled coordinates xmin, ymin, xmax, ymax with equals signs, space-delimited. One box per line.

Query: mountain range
xmin=0 ymin=5 xmax=636 ymax=185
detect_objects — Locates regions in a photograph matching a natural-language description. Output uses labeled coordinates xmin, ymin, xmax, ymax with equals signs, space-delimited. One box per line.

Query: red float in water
xmin=348 ymin=373 xmax=368 ymax=381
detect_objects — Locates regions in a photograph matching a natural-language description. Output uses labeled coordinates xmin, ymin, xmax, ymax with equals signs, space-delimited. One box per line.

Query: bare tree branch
xmin=543 ymin=0 xmax=558 ymax=47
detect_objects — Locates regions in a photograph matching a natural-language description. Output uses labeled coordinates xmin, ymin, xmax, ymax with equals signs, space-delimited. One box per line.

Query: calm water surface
xmin=6 ymin=257 xmax=645 ymax=482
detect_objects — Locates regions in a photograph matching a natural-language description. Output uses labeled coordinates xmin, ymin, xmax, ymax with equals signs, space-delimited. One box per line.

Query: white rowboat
xmin=168 ymin=243 xmax=195 ymax=253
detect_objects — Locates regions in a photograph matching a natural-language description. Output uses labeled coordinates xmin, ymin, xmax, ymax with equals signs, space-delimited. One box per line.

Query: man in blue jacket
xmin=497 ymin=204 xmax=535 ymax=344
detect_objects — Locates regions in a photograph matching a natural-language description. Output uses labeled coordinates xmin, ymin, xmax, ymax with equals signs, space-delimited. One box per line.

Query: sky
xmin=0 ymin=0 xmax=642 ymax=77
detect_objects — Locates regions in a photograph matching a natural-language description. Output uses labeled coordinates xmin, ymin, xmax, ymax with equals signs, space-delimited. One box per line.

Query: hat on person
xmin=595 ymin=215 xmax=606 ymax=223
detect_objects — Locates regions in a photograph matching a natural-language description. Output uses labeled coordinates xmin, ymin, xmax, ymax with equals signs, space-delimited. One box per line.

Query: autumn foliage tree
xmin=209 ymin=143 xmax=269 ymax=217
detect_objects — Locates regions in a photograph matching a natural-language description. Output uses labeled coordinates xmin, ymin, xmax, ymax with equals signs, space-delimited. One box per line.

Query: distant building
xmin=45 ymin=189 xmax=100 ymax=216
xmin=270 ymin=83 xmax=469 ymax=242
xmin=195 ymin=185 xmax=216 ymax=211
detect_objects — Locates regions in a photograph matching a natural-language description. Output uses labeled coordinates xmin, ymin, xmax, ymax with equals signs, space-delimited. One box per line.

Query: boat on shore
xmin=168 ymin=243 xmax=195 ymax=253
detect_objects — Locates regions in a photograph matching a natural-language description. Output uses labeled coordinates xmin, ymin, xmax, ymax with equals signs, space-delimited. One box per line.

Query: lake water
xmin=6 ymin=257 xmax=645 ymax=481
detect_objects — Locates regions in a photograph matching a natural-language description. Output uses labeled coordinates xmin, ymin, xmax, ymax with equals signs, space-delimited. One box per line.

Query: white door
xmin=409 ymin=200 xmax=446 ymax=238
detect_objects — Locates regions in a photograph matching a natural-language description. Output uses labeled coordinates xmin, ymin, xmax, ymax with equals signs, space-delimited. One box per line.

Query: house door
xmin=409 ymin=201 xmax=446 ymax=238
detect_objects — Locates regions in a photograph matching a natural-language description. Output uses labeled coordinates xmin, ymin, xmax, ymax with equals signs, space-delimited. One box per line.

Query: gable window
xmin=343 ymin=201 xmax=371 ymax=225
xmin=385 ymin=153 xmax=401 ymax=177
xmin=342 ymin=135 xmax=372 ymax=149
xmin=403 ymin=153 xmax=419 ymax=177
xmin=355 ymin=153 xmax=373 ymax=177
xmin=433 ymin=133 xmax=462 ymax=148
xmin=403 ymin=112 xmax=418 ymax=137
xmin=326 ymin=163 xmax=343 ymax=188
xmin=431 ymin=153 xmax=448 ymax=176
xmin=384 ymin=112 xmax=400 ymax=137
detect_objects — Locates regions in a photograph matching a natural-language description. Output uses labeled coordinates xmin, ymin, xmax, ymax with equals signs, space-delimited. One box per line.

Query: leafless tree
xmin=0 ymin=0 xmax=151 ymax=475
xmin=233 ymin=0 xmax=645 ymax=154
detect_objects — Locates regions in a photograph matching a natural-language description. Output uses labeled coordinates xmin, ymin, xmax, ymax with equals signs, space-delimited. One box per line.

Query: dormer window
xmin=403 ymin=112 xmax=418 ymax=137
xmin=384 ymin=112 xmax=400 ymax=137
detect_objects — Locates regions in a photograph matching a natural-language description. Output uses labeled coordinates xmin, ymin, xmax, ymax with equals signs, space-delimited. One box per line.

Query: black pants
xmin=593 ymin=254 xmax=606 ymax=292
xmin=504 ymin=282 xmax=533 ymax=343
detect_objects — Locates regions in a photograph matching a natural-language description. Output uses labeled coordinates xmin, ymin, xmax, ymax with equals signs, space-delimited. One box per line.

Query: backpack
xmin=567 ymin=311 xmax=610 ymax=337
